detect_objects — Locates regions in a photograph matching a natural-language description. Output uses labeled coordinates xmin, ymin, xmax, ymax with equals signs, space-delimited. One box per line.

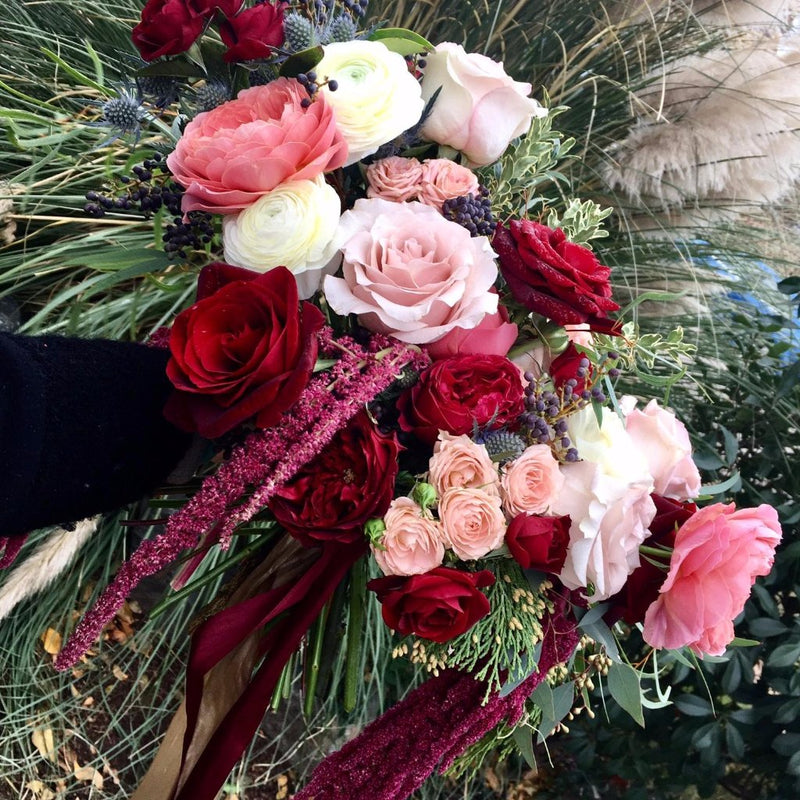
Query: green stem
xmin=303 ymin=602 xmax=330 ymax=718
xmin=343 ymin=557 xmax=366 ymax=713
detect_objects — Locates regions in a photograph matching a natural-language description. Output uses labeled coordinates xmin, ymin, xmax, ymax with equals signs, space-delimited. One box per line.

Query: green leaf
xmin=729 ymin=637 xmax=761 ymax=647
xmin=698 ymin=471 xmax=741 ymax=497
xmin=720 ymin=426 xmax=738 ymax=466
xmin=768 ymin=641 xmax=800 ymax=670
xmin=673 ymin=694 xmax=714 ymax=717
xmin=512 ymin=726 xmax=536 ymax=769
xmin=280 ymin=46 xmax=324 ymax=78
xmin=530 ymin=680 xmax=574 ymax=740
xmin=748 ymin=617 xmax=788 ymax=638
xmin=40 ymin=47 xmax=111 ymax=95
xmin=607 ymin=662 xmax=644 ymax=727
xmin=721 ymin=656 xmax=742 ymax=694
xmin=368 ymin=27 xmax=435 ymax=56
xmin=579 ymin=616 xmax=621 ymax=662
xmin=773 ymin=732 xmax=800 ymax=757
xmin=725 ymin=722 xmax=746 ymax=760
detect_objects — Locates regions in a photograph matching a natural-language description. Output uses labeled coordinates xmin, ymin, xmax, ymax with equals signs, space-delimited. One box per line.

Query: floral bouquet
xmin=12 ymin=0 xmax=782 ymax=798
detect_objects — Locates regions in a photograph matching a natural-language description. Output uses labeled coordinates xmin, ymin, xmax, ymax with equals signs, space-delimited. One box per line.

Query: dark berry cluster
xmin=442 ymin=186 xmax=494 ymax=236
xmin=296 ymin=70 xmax=338 ymax=107
xmin=83 ymin=154 xmax=214 ymax=260
xmin=521 ymin=374 xmax=580 ymax=462
xmin=340 ymin=0 xmax=368 ymax=18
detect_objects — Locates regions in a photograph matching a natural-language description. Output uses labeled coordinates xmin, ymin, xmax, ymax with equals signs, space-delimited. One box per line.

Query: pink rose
xmin=643 ymin=503 xmax=782 ymax=656
xmin=366 ymin=156 xmax=424 ymax=202
xmin=554 ymin=460 xmax=656 ymax=601
xmin=438 ymin=487 xmax=506 ymax=560
xmin=428 ymin=433 xmax=500 ymax=498
xmin=373 ymin=497 xmax=446 ymax=576
xmin=323 ymin=198 xmax=498 ymax=344
xmin=425 ymin=302 xmax=517 ymax=359
xmin=417 ymin=159 xmax=480 ymax=208
xmin=501 ymin=444 xmax=564 ymax=516
xmin=167 ymin=79 xmax=348 ymax=214
xmin=623 ymin=398 xmax=701 ymax=501
xmin=420 ymin=43 xmax=547 ymax=166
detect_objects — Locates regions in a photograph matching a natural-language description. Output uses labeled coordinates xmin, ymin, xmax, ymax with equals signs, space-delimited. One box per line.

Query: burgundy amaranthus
xmin=55 ymin=329 xmax=427 ymax=670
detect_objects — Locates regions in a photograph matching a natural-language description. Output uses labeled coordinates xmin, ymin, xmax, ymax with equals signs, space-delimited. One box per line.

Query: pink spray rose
xmin=167 ymin=79 xmax=348 ymax=213
xmin=323 ymin=198 xmax=498 ymax=344
xmin=366 ymin=156 xmax=425 ymax=202
xmin=438 ymin=487 xmax=506 ymax=561
xmin=623 ymin=397 xmax=701 ymax=501
xmin=417 ymin=159 xmax=480 ymax=208
xmin=643 ymin=503 xmax=782 ymax=656
xmin=372 ymin=497 xmax=446 ymax=577
xmin=420 ymin=42 xmax=546 ymax=166
xmin=427 ymin=433 xmax=500 ymax=498
xmin=501 ymin=444 xmax=565 ymax=517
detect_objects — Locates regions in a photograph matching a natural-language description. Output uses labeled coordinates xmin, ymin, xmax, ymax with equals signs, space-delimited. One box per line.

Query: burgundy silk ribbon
xmin=172 ymin=539 xmax=365 ymax=800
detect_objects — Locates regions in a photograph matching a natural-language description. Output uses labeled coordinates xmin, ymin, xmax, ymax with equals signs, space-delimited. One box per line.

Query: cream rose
xmin=438 ymin=487 xmax=506 ymax=561
xmin=323 ymin=198 xmax=498 ymax=344
xmin=500 ymin=444 xmax=565 ymax=516
xmin=428 ymin=433 xmax=500 ymax=497
xmin=554 ymin=461 xmax=656 ymax=601
xmin=622 ymin=397 xmax=701 ymax=501
xmin=366 ymin=156 xmax=424 ymax=202
xmin=222 ymin=175 xmax=341 ymax=299
xmin=420 ymin=42 xmax=547 ymax=166
xmin=317 ymin=40 xmax=425 ymax=165
xmin=373 ymin=497 xmax=446 ymax=576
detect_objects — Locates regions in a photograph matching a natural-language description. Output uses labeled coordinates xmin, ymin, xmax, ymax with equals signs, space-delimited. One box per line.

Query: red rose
xmin=397 ymin=354 xmax=523 ymax=445
xmin=187 ymin=0 xmax=244 ymax=16
xmin=368 ymin=568 xmax=495 ymax=643
xmin=164 ymin=265 xmax=324 ymax=438
xmin=132 ymin=0 xmax=206 ymax=61
xmin=493 ymin=220 xmax=619 ymax=330
xmin=219 ymin=1 xmax=286 ymax=63
xmin=506 ymin=514 xmax=571 ymax=573
xmin=607 ymin=494 xmax=696 ymax=625
xmin=268 ymin=411 xmax=401 ymax=548
xmin=549 ymin=341 xmax=592 ymax=392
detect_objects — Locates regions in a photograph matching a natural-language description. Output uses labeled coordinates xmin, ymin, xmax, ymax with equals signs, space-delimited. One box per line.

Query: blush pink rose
xmin=643 ymin=503 xmax=782 ymax=656
xmin=623 ymin=398 xmax=701 ymax=501
xmin=420 ymin=42 xmax=546 ymax=166
xmin=167 ymin=78 xmax=348 ymax=214
xmin=428 ymin=433 xmax=500 ymax=498
xmin=366 ymin=156 xmax=424 ymax=202
xmin=323 ymin=198 xmax=498 ymax=344
xmin=554 ymin=460 xmax=656 ymax=601
xmin=425 ymin=301 xmax=517 ymax=359
xmin=372 ymin=497 xmax=446 ymax=576
xmin=438 ymin=487 xmax=506 ymax=560
xmin=501 ymin=444 xmax=565 ymax=516
xmin=417 ymin=159 xmax=480 ymax=207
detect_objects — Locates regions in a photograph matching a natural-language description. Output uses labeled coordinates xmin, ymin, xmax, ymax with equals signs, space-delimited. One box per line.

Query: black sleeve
xmin=0 ymin=332 xmax=193 ymax=538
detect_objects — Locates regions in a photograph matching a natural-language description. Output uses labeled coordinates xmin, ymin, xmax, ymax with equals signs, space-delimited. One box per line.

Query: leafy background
xmin=1 ymin=1 xmax=798 ymax=798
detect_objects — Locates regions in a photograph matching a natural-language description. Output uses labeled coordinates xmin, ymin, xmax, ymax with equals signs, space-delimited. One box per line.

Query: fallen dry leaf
xmin=41 ymin=628 xmax=62 ymax=656
xmin=31 ymin=728 xmax=57 ymax=761
xmin=25 ymin=780 xmax=55 ymax=800
xmin=112 ymin=665 xmax=129 ymax=681
xmin=74 ymin=761 xmax=104 ymax=789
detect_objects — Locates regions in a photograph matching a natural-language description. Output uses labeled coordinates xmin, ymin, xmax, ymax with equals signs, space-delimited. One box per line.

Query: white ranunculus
xmin=420 ymin=42 xmax=547 ymax=166
xmin=222 ymin=175 xmax=342 ymax=299
xmin=316 ymin=40 xmax=425 ymax=165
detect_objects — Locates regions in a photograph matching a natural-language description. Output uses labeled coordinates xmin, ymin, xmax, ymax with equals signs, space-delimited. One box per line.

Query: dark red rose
xmin=506 ymin=514 xmax=571 ymax=573
xmin=132 ymin=0 xmax=206 ymax=61
xmin=268 ymin=411 xmax=401 ymax=548
xmin=493 ymin=220 xmax=620 ymax=331
xmin=219 ymin=1 xmax=286 ymax=63
xmin=187 ymin=0 xmax=244 ymax=16
xmin=607 ymin=494 xmax=697 ymax=625
xmin=549 ymin=341 xmax=592 ymax=393
xmin=368 ymin=568 xmax=495 ymax=643
xmin=164 ymin=265 xmax=324 ymax=438
xmin=397 ymin=354 xmax=523 ymax=445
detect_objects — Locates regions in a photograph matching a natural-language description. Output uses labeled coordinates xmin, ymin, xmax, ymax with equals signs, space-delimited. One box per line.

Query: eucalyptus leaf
xmin=280 ymin=46 xmax=324 ymax=78
xmin=607 ymin=662 xmax=644 ymax=727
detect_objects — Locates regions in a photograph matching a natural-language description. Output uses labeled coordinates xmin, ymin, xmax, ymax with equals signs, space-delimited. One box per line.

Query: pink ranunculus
xmin=427 ymin=433 xmax=500 ymax=498
xmin=166 ymin=78 xmax=348 ymax=214
xmin=438 ymin=487 xmax=506 ymax=561
xmin=323 ymin=198 xmax=498 ymax=344
xmin=425 ymin=301 xmax=517 ymax=359
xmin=643 ymin=503 xmax=782 ymax=656
xmin=554 ymin=460 xmax=657 ymax=601
xmin=623 ymin=397 xmax=701 ymax=501
xmin=417 ymin=159 xmax=480 ymax=208
xmin=366 ymin=156 xmax=424 ymax=202
xmin=372 ymin=497 xmax=446 ymax=576
xmin=501 ymin=444 xmax=565 ymax=517
xmin=420 ymin=42 xmax=547 ymax=166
